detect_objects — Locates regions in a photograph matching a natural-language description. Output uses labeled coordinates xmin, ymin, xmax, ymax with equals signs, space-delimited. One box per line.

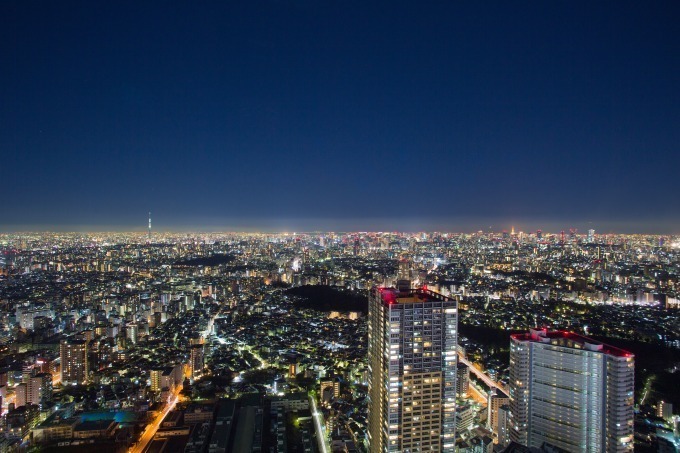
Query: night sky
xmin=2 ymin=2 xmax=679 ymax=233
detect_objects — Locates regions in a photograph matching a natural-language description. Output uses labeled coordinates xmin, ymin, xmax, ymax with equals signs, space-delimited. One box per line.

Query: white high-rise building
xmin=509 ymin=329 xmax=634 ymax=452
xmin=367 ymin=282 xmax=458 ymax=452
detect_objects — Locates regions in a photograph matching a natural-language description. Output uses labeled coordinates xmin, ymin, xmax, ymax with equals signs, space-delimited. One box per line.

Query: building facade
xmin=190 ymin=344 xmax=204 ymax=380
xmin=367 ymin=283 xmax=458 ymax=452
xmin=508 ymin=329 xmax=634 ymax=452
xmin=27 ymin=373 xmax=52 ymax=406
xmin=487 ymin=389 xmax=509 ymax=438
xmin=60 ymin=338 xmax=89 ymax=385
xmin=456 ymin=363 xmax=469 ymax=398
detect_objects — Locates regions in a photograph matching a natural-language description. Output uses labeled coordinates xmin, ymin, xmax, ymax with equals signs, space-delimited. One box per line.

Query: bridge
xmin=458 ymin=352 xmax=508 ymax=395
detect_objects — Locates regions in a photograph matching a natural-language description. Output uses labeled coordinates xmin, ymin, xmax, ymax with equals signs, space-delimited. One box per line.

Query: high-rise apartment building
xmin=27 ymin=373 xmax=52 ymax=406
xmin=15 ymin=383 xmax=27 ymax=408
xmin=456 ymin=363 xmax=469 ymax=398
xmin=496 ymin=404 xmax=511 ymax=448
xmin=488 ymin=389 xmax=510 ymax=437
xmin=126 ymin=323 xmax=139 ymax=345
xmin=60 ymin=339 xmax=89 ymax=385
xmin=150 ymin=364 xmax=184 ymax=394
xmin=150 ymin=369 xmax=163 ymax=393
xmin=190 ymin=344 xmax=204 ymax=380
xmin=367 ymin=283 xmax=458 ymax=452
xmin=657 ymin=400 xmax=673 ymax=422
xmin=320 ymin=377 xmax=340 ymax=405
xmin=509 ymin=329 xmax=634 ymax=452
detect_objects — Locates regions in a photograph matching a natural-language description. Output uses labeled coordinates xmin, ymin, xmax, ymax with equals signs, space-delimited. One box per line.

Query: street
xmin=129 ymin=385 xmax=182 ymax=453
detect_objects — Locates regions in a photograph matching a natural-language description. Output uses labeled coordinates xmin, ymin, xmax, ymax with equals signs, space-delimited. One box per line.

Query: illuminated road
xmin=220 ymin=336 xmax=269 ymax=369
xmin=458 ymin=353 xmax=507 ymax=394
xmin=130 ymin=386 xmax=182 ymax=453
xmin=309 ymin=395 xmax=329 ymax=453
xmin=639 ymin=376 xmax=654 ymax=406
xmin=468 ymin=380 xmax=489 ymax=405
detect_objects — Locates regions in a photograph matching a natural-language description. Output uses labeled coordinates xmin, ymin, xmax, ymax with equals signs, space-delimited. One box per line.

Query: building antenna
xmin=148 ymin=211 xmax=152 ymax=242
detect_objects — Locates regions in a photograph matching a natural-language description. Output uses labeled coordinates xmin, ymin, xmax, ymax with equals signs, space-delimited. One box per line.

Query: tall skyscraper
xmin=509 ymin=329 xmax=634 ymax=452
xmin=367 ymin=282 xmax=458 ymax=452
xmin=60 ymin=338 xmax=89 ymax=385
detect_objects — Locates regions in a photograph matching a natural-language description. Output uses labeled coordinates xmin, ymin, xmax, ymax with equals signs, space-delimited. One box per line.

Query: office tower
xmin=588 ymin=229 xmax=595 ymax=243
xmin=148 ymin=211 xmax=152 ymax=242
xmin=190 ymin=344 xmax=204 ymax=380
xmin=509 ymin=329 xmax=634 ymax=452
xmin=367 ymin=284 xmax=458 ymax=452
xmin=60 ymin=338 xmax=89 ymax=385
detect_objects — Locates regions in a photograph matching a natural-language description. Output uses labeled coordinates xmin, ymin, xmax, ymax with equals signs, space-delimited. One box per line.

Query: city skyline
xmin=2 ymin=215 xmax=679 ymax=235
xmin=1 ymin=228 xmax=678 ymax=451
xmin=2 ymin=1 xmax=679 ymax=231
xmin=2 ymin=2 xmax=679 ymax=451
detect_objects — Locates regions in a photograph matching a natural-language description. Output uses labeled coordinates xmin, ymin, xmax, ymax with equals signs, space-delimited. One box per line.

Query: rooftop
xmin=73 ymin=420 xmax=116 ymax=432
xmin=36 ymin=413 xmax=79 ymax=428
xmin=511 ymin=329 xmax=634 ymax=358
xmin=375 ymin=286 xmax=454 ymax=305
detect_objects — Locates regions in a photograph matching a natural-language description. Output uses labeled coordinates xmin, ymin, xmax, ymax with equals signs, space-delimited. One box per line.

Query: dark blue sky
xmin=2 ymin=1 xmax=679 ymax=233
